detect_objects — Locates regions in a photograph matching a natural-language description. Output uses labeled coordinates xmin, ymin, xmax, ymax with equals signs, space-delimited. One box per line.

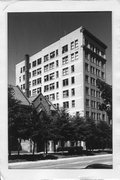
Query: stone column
xmin=49 ymin=140 xmax=54 ymax=153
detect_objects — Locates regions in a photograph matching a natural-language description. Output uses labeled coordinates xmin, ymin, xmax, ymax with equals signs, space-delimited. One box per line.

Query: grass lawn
xmin=8 ymin=149 xmax=112 ymax=163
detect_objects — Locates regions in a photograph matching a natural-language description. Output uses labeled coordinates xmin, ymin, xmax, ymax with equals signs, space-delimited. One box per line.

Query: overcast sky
xmin=8 ymin=12 xmax=112 ymax=85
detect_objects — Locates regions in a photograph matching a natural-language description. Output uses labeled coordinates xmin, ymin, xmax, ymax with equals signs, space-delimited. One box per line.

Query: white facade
xmin=16 ymin=26 xmax=107 ymax=121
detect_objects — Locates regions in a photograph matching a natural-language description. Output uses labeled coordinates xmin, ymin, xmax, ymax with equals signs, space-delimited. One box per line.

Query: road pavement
xmin=9 ymin=154 xmax=112 ymax=169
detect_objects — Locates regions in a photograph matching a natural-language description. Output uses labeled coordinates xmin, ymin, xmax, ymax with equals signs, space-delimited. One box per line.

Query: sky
xmin=8 ymin=12 xmax=112 ymax=85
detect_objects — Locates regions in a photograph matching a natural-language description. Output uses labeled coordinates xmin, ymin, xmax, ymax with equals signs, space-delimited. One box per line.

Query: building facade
xmin=16 ymin=26 xmax=107 ymax=121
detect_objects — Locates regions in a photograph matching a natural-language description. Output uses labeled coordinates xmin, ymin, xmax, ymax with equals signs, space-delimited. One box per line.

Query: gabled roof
xmin=30 ymin=92 xmax=57 ymax=111
xmin=9 ymin=85 xmax=30 ymax=106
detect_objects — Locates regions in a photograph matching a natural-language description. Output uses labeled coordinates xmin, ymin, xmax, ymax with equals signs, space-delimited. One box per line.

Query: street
xmin=9 ymin=154 xmax=112 ymax=169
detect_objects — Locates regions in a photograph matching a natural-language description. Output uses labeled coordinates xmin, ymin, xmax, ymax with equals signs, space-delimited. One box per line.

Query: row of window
xmin=85 ymin=75 xmax=96 ymax=86
xmin=85 ymin=51 xmax=105 ymax=69
xmin=44 ymin=49 xmax=58 ymax=62
xmin=85 ymin=63 xmax=105 ymax=79
xmin=32 ymin=87 xmax=42 ymax=95
xmin=44 ymin=71 xmax=59 ymax=82
xmin=45 ymin=92 xmax=59 ymax=101
xmin=85 ymin=87 xmax=101 ymax=98
xmin=32 ymin=78 xmax=42 ymax=86
xmin=62 ymin=65 xmax=75 ymax=76
xmin=44 ymin=82 xmax=59 ymax=92
xmin=86 ymin=111 xmax=105 ymax=121
xmin=63 ymin=77 xmax=75 ymax=86
xmin=86 ymin=99 xmax=100 ymax=109
xmin=84 ymin=38 xmax=106 ymax=59
xmin=63 ymin=100 xmax=75 ymax=109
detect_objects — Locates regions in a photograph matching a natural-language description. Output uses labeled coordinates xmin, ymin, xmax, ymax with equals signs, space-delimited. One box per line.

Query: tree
xmin=8 ymin=86 xmax=32 ymax=156
xmin=96 ymin=120 xmax=112 ymax=150
xmin=84 ymin=117 xmax=98 ymax=151
xmin=51 ymin=108 xmax=72 ymax=152
xmin=96 ymin=79 xmax=112 ymax=123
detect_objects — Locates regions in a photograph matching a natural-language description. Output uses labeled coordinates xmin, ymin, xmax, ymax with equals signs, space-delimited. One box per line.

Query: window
xmin=90 ymin=66 xmax=95 ymax=74
xmin=101 ymin=72 xmax=105 ymax=79
xmin=85 ymin=63 xmax=89 ymax=72
xmin=32 ymin=61 xmax=36 ymax=67
xmin=37 ymin=78 xmax=41 ymax=84
xmin=23 ymin=84 xmax=25 ymax=89
xmin=71 ymin=53 xmax=74 ymax=61
xmin=23 ymin=66 xmax=25 ymax=72
xmin=62 ymin=44 xmax=68 ymax=54
xmin=56 ymin=71 xmax=59 ymax=78
xmin=91 ymin=100 xmax=96 ymax=109
xmin=19 ymin=77 xmax=21 ymax=83
xmin=85 ymin=52 xmax=90 ymax=60
xmin=75 ymin=51 xmax=78 ymax=60
xmin=50 ymin=93 xmax=55 ymax=101
xmin=57 ymin=103 xmax=59 ymax=109
xmin=96 ymin=102 xmax=100 ymax=110
xmin=56 ymin=60 xmax=59 ymax=67
xmin=44 ymin=75 xmax=49 ymax=82
xmin=56 ymin=92 xmax=59 ymax=100
xmin=44 ymin=65 xmax=49 ymax=72
xmin=37 ymin=68 xmax=41 ymax=75
xmin=85 ymin=75 xmax=89 ymax=84
xmin=63 ymin=79 xmax=69 ymax=87
xmin=50 ymin=73 xmax=55 ymax=80
xmin=21 ymin=85 xmax=22 ymax=90
xmin=91 ymin=89 xmax=96 ymax=97
xmin=72 ymin=100 xmax=75 ymax=108
xmin=37 ymin=87 xmax=41 ymax=94
xmin=86 ymin=87 xmax=89 ymax=96
xmin=44 ymin=54 xmax=49 ymax=62
xmin=49 ymin=62 xmax=54 ymax=70
xmin=32 ymin=79 xmax=36 ymax=86
xmin=29 ymin=90 xmax=31 ymax=97
xmin=37 ymin=58 xmax=42 ymax=65
xmin=20 ymin=67 xmax=22 ymax=73
xmin=75 ymin=39 xmax=78 ymax=48
xmin=45 ymin=95 xmax=49 ymax=100
xmin=86 ymin=99 xmax=89 ymax=107
xmin=96 ymin=69 xmax=100 ymax=77
xmin=50 ymin=83 xmax=55 ymax=90
xmin=50 ymin=51 xmax=55 ymax=59
xmin=56 ymin=49 xmax=58 ymax=56
xmin=32 ymin=89 xmax=36 ymax=95
xmin=71 ymin=77 xmax=75 ymax=84
xmin=44 ymin=85 xmax=49 ymax=92
xmin=62 ymin=56 xmax=68 ymax=65
xmin=23 ymin=75 xmax=25 ymax=81
xmin=91 ymin=77 xmax=95 ymax=86
xmin=62 ymin=67 xmax=69 ymax=76
xmin=56 ymin=82 xmax=59 ymax=88
xmin=96 ymin=91 xmax=100 ymax=98
xmin=63 ymin=90 xmax=69 ymax=98
xmin=71 ymin=41 xmax=74 ymax=50
xmin=71 ymin=88 xmax=75 ymax=96
xmin=63 ymin=101 xmax=69 ymax=109
xmin=71 ymin=65 xmax=75 ymax=73
xmin=32 ymin=70 xmax=36 ymax=77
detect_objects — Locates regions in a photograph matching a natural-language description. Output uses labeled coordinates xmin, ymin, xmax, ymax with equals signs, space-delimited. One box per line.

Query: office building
xmin=16 ymin=26 xmax=107 ymax=121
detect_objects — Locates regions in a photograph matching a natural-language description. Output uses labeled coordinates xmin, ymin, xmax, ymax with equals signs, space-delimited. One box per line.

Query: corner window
xmin=32 ymin=61 xmax=36 ymax=67
xmin=72 ymin=100 xmax=75 ymax=108
xmin=62 ymin=44 xmax=68 ymax=54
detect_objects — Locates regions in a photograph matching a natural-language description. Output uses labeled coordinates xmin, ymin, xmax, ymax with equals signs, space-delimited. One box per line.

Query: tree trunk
xmin=18 ymin=138 xmax=21 ymax=156
xmin=33 ymin=141 xmax=35 ymax=155
xmin=45 ymin=140 xmax=48 ymax=155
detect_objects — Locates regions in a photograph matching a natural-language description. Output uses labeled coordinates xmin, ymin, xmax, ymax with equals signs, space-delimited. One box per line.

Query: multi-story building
xmin=16 ymin=26 xmax=107 ymax=121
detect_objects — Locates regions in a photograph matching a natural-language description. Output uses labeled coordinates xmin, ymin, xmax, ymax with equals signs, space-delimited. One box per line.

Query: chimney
xmin=25 ymin=54 xmax=29 ymax=98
